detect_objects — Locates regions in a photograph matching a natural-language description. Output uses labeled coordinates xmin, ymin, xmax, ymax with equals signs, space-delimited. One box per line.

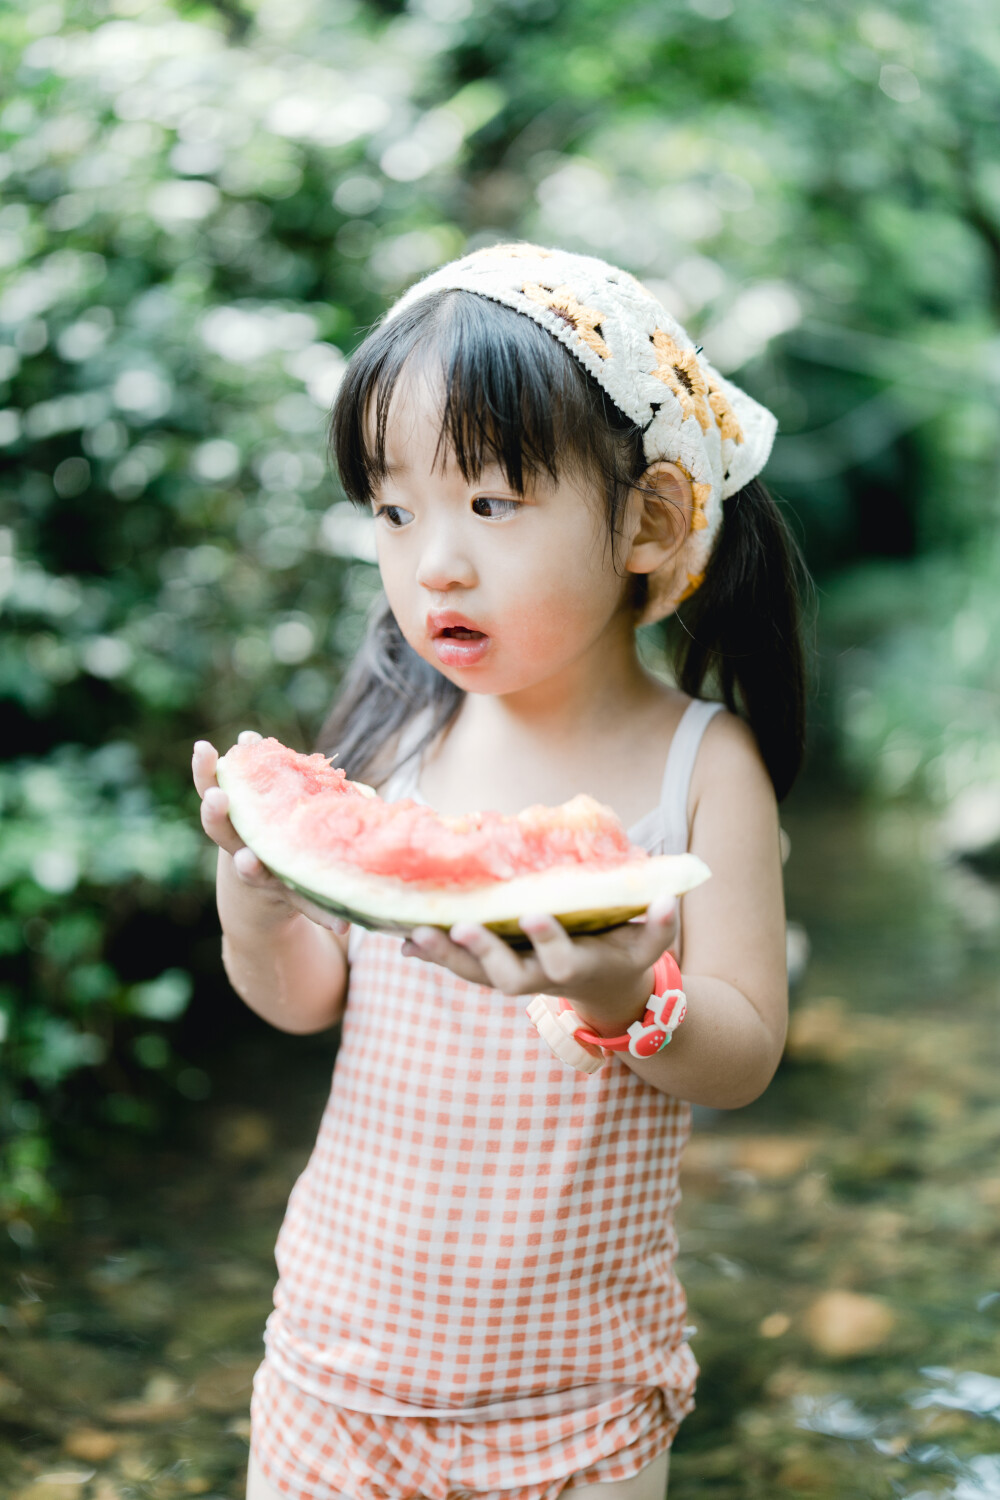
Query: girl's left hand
xmin=400 ymin=896 xmax=678 ymax=1037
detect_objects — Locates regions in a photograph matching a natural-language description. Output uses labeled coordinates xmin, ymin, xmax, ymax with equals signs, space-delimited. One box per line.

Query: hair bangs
xmin=329 ymin=289 xmax=627 ymax=510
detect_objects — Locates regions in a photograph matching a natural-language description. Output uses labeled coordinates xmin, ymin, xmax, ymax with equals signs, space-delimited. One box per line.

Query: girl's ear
xmin=624 ymin=462 xmax=693 ymax=585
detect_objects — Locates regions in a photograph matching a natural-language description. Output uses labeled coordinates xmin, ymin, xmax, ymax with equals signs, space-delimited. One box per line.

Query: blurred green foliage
xmin=1 ymin=0 xmax=998 ymax=1224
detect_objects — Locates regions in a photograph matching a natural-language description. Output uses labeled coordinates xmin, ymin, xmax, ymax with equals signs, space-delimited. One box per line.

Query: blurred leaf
xmin=125 ymin=969 xmax=193 ymax=1022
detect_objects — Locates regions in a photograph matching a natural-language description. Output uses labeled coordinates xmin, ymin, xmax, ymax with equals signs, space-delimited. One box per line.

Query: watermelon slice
xmin=215 ymin=737 xmax=710 ymax=942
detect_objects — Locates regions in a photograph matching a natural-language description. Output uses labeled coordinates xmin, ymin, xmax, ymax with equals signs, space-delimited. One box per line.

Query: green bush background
xmin=2 ymin=0 xmax=998 ymax=1224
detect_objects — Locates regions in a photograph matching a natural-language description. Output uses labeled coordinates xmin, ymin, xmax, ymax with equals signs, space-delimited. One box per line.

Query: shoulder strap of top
xmin=658 ymin=699 xmax=725 ymax=854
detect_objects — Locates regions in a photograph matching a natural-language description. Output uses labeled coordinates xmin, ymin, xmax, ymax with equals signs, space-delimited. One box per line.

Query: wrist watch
xmin=526 ymin=952 xmax=687 ymax=1076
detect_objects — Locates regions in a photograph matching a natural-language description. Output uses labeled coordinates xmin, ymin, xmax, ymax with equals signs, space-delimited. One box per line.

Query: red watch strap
xmin=559 ymin=951 xmax=684 ymax=1051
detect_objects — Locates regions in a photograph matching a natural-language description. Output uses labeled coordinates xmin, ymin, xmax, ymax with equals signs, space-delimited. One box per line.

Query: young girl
xmin=193 ymin=243 xmax=805 ymax=1500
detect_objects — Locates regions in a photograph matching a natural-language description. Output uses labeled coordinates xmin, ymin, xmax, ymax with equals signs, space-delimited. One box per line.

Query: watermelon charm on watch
xmin=527 ymin=952 xmax=687 ymax=1075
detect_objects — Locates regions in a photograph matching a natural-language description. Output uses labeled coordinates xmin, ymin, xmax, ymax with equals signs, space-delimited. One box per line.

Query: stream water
xmin=2 ymin=789 xmax=999 ymax=1499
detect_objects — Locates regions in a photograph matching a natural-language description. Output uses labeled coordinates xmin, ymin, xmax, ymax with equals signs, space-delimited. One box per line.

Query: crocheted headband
xmin=382 ymin=241 xmax=778 ymax=623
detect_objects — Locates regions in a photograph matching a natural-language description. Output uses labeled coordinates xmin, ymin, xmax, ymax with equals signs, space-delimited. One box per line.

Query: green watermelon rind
xmin=215 ymin=751 xmax=711 ymax=941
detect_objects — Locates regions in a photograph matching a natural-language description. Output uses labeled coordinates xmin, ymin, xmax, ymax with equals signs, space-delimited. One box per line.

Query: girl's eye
xmin=471 ymin=497 xmax=520 ymax=519
xmin=375 ymin=504 xmax=414 ymax=528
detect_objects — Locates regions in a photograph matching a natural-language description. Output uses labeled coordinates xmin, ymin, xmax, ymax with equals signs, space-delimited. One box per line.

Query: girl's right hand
xmin=193 ymin=732 xmax=349 ymax=937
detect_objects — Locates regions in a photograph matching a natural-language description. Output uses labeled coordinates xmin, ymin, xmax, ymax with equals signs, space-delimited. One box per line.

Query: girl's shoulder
xmin=689 ymin=703 xmax=777 ymax=827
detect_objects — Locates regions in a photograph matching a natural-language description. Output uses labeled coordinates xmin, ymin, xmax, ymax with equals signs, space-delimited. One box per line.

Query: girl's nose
xmin=415 ymin=526 xmax=477 ymax=593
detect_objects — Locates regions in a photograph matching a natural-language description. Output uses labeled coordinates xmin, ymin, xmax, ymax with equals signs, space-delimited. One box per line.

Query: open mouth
xmin=437 ymin=626 xmax=486 ymax=641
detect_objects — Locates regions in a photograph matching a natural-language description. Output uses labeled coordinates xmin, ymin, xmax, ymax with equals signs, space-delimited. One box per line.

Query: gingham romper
xmin=251 ymin=698 xmax=724 ymax=1500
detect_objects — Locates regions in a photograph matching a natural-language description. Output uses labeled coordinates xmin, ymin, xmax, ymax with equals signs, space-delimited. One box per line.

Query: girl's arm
xmin=216 ymin=850 xmax=349 ymax=1036
xmin=195 ymin=739 xmax=349 ymax=1035
xmin=615 ymin=712 xmax=787 ymax=1107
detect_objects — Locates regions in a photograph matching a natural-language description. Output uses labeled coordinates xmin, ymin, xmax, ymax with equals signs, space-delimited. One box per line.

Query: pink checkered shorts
xmin=250 ymin=1358 xmax=678 ymax=1500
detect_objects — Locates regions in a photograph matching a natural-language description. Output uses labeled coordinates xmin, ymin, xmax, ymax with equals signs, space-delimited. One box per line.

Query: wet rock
xmin=16 ymin=1471 xmax=95 ymax=1500
xmin=211 ymin=1108 xmax=274 ymax=1163
xmin=758 ymin=1312 xmax=791 ymax=1338
xmin=976 ymin=1177 xmax=1000 ymax=1207
xmin=785 ymin=998 xmax=858 ymax=1063
xmin=678 ymin=1135 xmax=733 ymax=1187
xmin=240 ymin=1169 xmax=296 ymax=1212
xmin=209 ymin=1260 xmax=269 ymax=1294
xmin=100 ymin=1396 xmax=190 ymax=1423
xmin=13 ymin=1300 xmax=45 ymax=1329
xmin=775 ymin=1448 xmax=832 ymax=1492
xmin=171 ymin=1295 xmax=270 ymax=1353
xmin=733 ymin=1135 xmax=818 ymax=1179
xmin=743 ymin=1189 xmax=782 ymax=1223
xmin=191 ymin=1354 xmax=260 ymax=1413
xmin=101 ymin=1369 xmax=192 ymax=1425
xmin=90 ymin=1275 xmax=176 ymax=1331
xmin=918 ymin=1408 xmax=974 ymax=1436
xmin=62 ymin=1428 xmax=121 ymax=1462
xmin=802 ymin=1290 xmax=897 ymax=1358
xmin=763 ymin=1363 xmax=841 ymax=1401
xmin=92 ymin=1482 xmax=125 ymax=1500
xmin=11 ymin=1338 xmax=123 ymax=1409
xmin=793 ymin=1171 xmax=830 ymax=1210
xmin=115 ymin=1454 xmax=159 ymax=1483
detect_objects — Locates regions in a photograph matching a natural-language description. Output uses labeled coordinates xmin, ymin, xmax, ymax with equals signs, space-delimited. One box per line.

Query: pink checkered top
xmin=262 ymin=700 xmax=723 ymax=1424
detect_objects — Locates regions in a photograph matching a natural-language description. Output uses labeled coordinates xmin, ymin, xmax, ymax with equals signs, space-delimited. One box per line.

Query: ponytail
xmin=668 ymin=478 xmax=810 ymax=802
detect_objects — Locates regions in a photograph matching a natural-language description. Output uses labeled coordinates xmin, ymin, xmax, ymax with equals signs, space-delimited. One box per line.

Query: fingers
xmin=402 ymin=924 xmax=538 ymax=995
xmin=402 ymin=927 xmax=490 ymax=987
xmin=192 ymin=730 xmax=261 ymax=797
xmin=192 ymin=740 xmax=219 ymax=798
xmin=195 ymin=728 xmax=347 ymax=940
xmin=287 ymin=891 xmax=351 ymax=936
xmin=200 ymin=785 xmax=247 ymax=858
xmin=517 ymin=913 xmax=577 ymax=984
xmin=448 ymin=924 xmax=538 ymax=995
xmin=228 ymin=850 xmax=347 ymax=935
xmin=195 ymin=730 xmax=263 ymax=856
xmin=402 ymin=900 xmax=681 ymax=1008
xmin=232 ymin=843 xmax=274 ymax=884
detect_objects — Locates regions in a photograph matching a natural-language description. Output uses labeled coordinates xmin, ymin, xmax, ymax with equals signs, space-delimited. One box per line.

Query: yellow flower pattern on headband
xmin=691 ymin=480 xmax=712 ymax=531
xmin=522 ymin=283 xmax=613 ymax=361
xmin=707 ymin=384 xmax=744 ymax=445
xmin=677 ymin=570 xmax=705 ymax=603
xmin=649 ymin=328 xmax=713 ymax=433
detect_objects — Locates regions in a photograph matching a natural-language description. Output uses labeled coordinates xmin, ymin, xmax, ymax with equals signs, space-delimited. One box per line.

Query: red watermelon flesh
xmin=222 ymin=737 xmax=361 ymax=801
xmin=221 ymin=737 xmax=641 ymax=889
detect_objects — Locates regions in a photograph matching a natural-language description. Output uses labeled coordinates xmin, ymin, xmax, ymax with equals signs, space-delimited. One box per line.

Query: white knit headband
xmin=382 ymin=241 xmax=778 ymax=623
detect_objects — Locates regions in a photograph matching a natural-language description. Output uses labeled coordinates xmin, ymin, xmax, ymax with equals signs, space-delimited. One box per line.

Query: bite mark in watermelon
xmin=215 ymin=737 xmax=711 ymax=941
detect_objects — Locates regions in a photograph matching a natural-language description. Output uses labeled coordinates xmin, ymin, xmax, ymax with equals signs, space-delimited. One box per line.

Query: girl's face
xmin=368 ymin=370 xmax=637 ymax=701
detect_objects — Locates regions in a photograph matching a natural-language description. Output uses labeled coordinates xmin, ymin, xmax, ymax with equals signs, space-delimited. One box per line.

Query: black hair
xmin=318 ymin=288 xmax=809 ymax=801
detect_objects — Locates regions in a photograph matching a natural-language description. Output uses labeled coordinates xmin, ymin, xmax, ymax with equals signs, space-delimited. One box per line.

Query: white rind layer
xmin=216 ymin=752 xmax=711 ymax=939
